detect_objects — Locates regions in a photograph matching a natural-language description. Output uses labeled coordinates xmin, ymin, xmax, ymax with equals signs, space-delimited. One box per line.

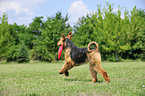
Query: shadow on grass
xmin=64 ymin=78 xmax=103 ymax=83
xmin=26 ymin=93 xmax=39 ymax=96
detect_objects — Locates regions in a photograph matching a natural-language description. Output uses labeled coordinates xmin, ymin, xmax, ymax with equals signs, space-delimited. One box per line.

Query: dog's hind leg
xmin=89 ymin=63 xmax=98 ymax=83
xmin=88 ymin=51 xmax=110 ymax=83
xmin=93 ymin=64 xmax=110 ymax=83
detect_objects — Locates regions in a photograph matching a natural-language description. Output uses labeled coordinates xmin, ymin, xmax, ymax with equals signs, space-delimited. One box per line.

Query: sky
xmin=0 ymin=0 xmax=145 ymax=26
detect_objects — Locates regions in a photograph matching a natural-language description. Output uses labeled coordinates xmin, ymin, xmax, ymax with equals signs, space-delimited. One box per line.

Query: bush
xmin=106 ymin=53 xmax=116 ymax=62
xmin=7 ymin=45 xmax=19 ymax=62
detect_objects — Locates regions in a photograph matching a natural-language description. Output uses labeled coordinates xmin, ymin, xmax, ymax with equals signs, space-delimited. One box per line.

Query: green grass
xmin=0 ymin=62 xmax=145 ymax=96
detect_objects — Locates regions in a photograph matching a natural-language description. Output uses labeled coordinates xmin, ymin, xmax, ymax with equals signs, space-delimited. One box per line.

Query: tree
xmin=0 ymin=13 xmax=10 ymax=58
xmin=101 ymin=4 xmax=133 ymax=61
xmin=124 ymin=7 xmax=145 ymax=59
xmin=6 ymin=23 xmax=19 ymax=62
xmin=0 ymin=13 xmax=16 ymax=62
xmin=17 ymin=42 xmax=30 ymax=63
xmin=28 ymin=16 xmax=44 ymax=36
xmin=26 ymin=16 xmax=44 ymax=49
xmin=136 ymin=9 xmax=145 ymax=61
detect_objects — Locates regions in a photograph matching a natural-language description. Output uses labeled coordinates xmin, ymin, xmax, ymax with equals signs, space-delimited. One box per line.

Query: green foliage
xmin=106 ymin=53 xmax=116 ymax=62
xmin=26 ymin=16 xmax=44 ymax=49
xmin=0 ymin=13 xmax=11 ymax=57
xmin=7 ymin=45 xmax=19 ymax=62
xmin=16 ymin=42 xmax=30 ymax=63
xmin=0 ymin=13 xmax=17 ymax=62
xmin=29 ymin=16 xmax=44 ymax=36
xmin=17 ymin=24 xmax=34 ymax=49
xmin=137 ymin=9 xmax=145 ymax=61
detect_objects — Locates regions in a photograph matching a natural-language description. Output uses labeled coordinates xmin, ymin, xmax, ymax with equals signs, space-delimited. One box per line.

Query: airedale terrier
xmin=57 ymin=32 xmax=110 ymax=83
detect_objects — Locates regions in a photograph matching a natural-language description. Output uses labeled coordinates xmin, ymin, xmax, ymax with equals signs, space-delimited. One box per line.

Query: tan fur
xmin=65 ymin=48 xmax=71 ymax=61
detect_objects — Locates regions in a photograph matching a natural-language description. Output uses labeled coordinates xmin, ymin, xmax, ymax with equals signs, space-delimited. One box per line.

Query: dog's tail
xmin=87 ymin=41 xmax=99 ymax=52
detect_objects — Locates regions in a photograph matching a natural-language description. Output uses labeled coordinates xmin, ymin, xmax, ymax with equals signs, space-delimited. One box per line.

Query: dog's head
xmin=57 ymin=32 xmax=72 ymax=50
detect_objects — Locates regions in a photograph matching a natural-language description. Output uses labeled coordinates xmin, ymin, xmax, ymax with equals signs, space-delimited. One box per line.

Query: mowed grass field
xmin=0 ymin=62 xmax=145 ymax=96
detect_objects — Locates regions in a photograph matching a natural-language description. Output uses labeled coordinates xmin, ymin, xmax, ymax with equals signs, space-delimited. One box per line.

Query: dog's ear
xmin=67 ymin=32 xmax=72 ymax=40
xmin=62 ymin=33 xmax=66 ymax=40
xmin=68 ymin=32 xmax=72 ymax=35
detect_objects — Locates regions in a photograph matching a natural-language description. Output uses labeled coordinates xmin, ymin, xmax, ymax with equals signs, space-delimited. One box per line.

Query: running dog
xmin=57 ymin=32 xmax=110 ymax=83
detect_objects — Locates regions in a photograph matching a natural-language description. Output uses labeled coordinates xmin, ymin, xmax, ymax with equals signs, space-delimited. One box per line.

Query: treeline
xmin=0 ymin=3 xmax=145 ymax=63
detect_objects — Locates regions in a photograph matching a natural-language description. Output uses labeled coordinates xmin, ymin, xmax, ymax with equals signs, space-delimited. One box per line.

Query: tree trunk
xmin=141 ymin=49 xmax=145 ymax=61
xmin=115 ymin=50 xmax=119 ymax=62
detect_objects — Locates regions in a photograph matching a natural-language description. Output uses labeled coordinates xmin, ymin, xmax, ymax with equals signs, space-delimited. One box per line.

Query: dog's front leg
xmin=59 ymin=62 xmax=69 ymax=76
xmin=59 ymin=58 xmax=74 ymax=76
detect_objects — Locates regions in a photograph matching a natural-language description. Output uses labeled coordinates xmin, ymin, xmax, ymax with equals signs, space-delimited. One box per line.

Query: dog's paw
xmin=64 ymin=71 xmax=69 ymax=77
xmin=59 ymin=71 xmax=63 ymax=74
xmin=106 ymin=79 xmax=111 ymax=83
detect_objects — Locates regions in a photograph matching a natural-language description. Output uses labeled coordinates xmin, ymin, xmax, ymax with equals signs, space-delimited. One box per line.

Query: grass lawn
xmin=0 ymin=62 xmax=145 ymax=96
